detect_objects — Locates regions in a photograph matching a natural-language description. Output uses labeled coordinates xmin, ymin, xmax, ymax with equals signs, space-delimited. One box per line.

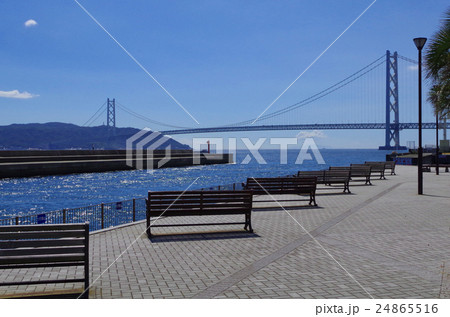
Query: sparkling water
xmin=0 ymin=149 xmax=396 ymax=218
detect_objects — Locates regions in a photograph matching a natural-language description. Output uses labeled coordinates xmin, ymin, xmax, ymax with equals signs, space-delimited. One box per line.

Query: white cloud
xmin=0 ymin=90 xmax=39 ymax=99
xmin=407 ymin=65 xmax=418 ymax=71
xmin=296 ymin=130 xmax=326 ymax=139
xmin=24 ymin=19 xmax=38 ymax=27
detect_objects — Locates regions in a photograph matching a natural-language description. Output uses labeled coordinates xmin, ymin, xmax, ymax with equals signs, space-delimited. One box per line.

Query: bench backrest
xmin=366 ymin=161 xmax=395 ymax=169
xmin=331 ymin=165 xmax=371 ymax=176
xmin=384 ymin=161 xmax=395 ymax=169
xmin=147 ymin=190 xmax=253 ymax=217
xmin=297 ymin=170 xmax=326 ymax=181
xmin=0 ymin=223 xmax=89 ymax=297
xmin=363 ymin=161 xmax=386 ymax=172
xmin=350 ymin=164 xmax=372 ymax=170
xmin=297 ymin=170 xmax=350 ymax=182
xmin=329 ymin=166 xmax=350 ymax=171
xmin=245 ymin=177 xmax=317 ymax=194
xmin=324 ymin=170 xmax=351 ymax=181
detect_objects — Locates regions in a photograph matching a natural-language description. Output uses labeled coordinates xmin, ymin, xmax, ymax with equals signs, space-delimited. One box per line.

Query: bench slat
xmin=148 ymin=203 xmax=252 ymax=209
xmin=150 ymin=192 xmax=252 ymax=196
xmin=0 ymin=246 xmax=86 ymax=257
xmin=0 ymin=230 xmax=86 ymax=240
xmin=151 ymin=222 xmax=247 ymax=228
xmin=0 ymin=238 xmax=86 ymax=249
xmin=148 ymin=198 xmax=252 ymax=204
xmin=0 ymin=254 xmax=86 ymax=265
xmin=0 ymin=278 xmax=86 ymax=287
xmin=0 ymin=261 xmax=85 ymax=270
xmin=149 ymin=209 xmax=251 ymax=217
xmin=0 ymin=224 xmax=86 ymax=232
xmin=149 ymin=190 xmax=245 ymax=195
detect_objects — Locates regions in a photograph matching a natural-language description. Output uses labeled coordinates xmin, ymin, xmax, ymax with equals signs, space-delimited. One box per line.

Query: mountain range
xmin=0 ymin=122 xmax=190 ymax=150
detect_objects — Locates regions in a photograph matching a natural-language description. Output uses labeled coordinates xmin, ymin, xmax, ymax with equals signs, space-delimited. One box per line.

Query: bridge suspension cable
xmin=83 ymin=101 xmax=107 ymax=126
xmin=398 ymin=54 xmax=418 ymax=64
xmin=115 ymin=102 xmax=192 ymax=129
xmin=227 ymin=54 xmax=387 ymax=126
xmin=81 ymin=52 xmax=422 ymax=133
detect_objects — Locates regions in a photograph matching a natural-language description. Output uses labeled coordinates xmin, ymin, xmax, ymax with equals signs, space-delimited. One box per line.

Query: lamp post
xmin=413 ymin=37 xmax=427 ymax=195
xmin=436 ymin=111 xmax=440 ymax=175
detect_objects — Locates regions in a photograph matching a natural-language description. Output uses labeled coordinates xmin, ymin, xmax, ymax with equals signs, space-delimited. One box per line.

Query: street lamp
xmin=436 ymin=110 xmax=440 ymax=175
xmin=413 ymin=37 xmax=427 ymax=195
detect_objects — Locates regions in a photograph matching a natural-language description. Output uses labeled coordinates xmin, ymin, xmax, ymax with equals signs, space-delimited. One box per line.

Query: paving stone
xmin=1 ymin=166 xmax=448 ymax=299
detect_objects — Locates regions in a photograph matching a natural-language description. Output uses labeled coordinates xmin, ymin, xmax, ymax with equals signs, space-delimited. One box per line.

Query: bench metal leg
xmin=80 ymin=289 xmax=89 ymax=299
xmin=82 ymin=224 xmax=90 ymax=299
xmin=309 ymin=192 xmax=318 ymax=206
xmin=147 ymin=223 xmax=152 ymax=239
xmin=244 ymin=213 xmax=253 ymax=233
xmin=146 ymin=209 xmax=153 ymax=239
xmin=344 ymin=182 xmax=351 ymax=194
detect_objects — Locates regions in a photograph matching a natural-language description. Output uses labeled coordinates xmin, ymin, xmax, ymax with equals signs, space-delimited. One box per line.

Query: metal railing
xmin=198 ymin=182 xmax=244 ymax=191
xmin=0 ymin=198 xmax=147 ymax=232
xmin=0 ymin=182 xmax=246 ymax=232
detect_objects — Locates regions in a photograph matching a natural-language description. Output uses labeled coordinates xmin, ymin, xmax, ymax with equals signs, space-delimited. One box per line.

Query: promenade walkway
xmin=1 ymin=166 xmax=449 ymax=298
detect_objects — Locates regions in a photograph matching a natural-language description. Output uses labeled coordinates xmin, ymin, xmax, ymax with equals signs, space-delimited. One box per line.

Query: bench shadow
xmin=252 ymin=205 xmax=323 ymax=212
xmin=422 ymin=194 xmax=450 ymax=199
xmin=0 ymin=287 xmax=95 ymax=299
xmin=315 ymin=192 xmax=355 ymax=196
xmin=348 ymin=183 xmax=375 ymax=187
xmin=149 ymin=230 xmax=260 ymax=243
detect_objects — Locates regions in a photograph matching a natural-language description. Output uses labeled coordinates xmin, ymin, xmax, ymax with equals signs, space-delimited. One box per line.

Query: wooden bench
xmin=361 ymin=162 xmax=386 ymax=179
xmin=423 ymin=164 xmax=450 ymax=172
xmin=371 ymin=161 xmax=396 ymax=175
xmin=297 ymin=170 xmax=351 ymax=193
xmin=0 ymin=223 xmax=89 ymax=299
xmin=243 ymin=177 xmax=317 ymax=206
xmin=329 ymin=166 xmax=372 ymax=185
xmin=146 ymin=190 xmax=253 ymax=238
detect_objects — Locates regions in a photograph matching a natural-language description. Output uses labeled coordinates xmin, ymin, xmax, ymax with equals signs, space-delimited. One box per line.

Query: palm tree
xmin=425 ymin=7 xmax=450 ymax=142
xmin=428 ymin=84 xmax=450 ymax=117
xmin=425 ymin=7 xmax=450 ymax=115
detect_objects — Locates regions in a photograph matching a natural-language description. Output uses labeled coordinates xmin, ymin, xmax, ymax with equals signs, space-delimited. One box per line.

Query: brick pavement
xmin=1 ymin=165 xmax=449 ymax=298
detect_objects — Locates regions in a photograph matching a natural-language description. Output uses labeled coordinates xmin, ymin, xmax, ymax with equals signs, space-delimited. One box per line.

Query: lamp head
xmin=413 ymin=37 xmax=427 ymax=50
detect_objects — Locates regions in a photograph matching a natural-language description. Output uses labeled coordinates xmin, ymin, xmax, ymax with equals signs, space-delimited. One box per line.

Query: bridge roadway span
xmin=161 ymin=122 xmax=449 ymax=135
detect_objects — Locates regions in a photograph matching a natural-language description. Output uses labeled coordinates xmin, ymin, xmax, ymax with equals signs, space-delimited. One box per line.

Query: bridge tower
xmin=379 ymin=51 xmax=407 ymax=150
xmin=106 ymin=98 xmax=116 ymax=136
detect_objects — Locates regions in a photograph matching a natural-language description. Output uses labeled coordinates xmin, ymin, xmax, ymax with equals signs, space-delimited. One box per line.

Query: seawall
xmin=0 ymin=150 xmax=232 ymax=178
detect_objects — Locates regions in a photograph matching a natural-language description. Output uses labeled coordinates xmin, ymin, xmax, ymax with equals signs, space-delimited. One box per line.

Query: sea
xmin=0 ymin=149 xmax=399 ymax=218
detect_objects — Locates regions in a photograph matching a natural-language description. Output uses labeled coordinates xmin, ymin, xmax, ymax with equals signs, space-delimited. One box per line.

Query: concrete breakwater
xmin=0 ymin=150 xmax=233 ymax=178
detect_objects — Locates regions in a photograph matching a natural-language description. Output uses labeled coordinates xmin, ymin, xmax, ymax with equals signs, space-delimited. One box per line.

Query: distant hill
xmin=0 ymin=122 xmax=190 ymax=150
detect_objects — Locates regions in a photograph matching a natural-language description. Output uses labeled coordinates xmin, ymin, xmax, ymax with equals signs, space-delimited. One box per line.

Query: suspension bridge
xmin=84 ymin=50 xmax=449 ymax=150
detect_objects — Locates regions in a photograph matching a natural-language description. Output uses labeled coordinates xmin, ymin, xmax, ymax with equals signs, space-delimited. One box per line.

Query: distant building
xmin=406 ymin=141 xmax=415 ymax=149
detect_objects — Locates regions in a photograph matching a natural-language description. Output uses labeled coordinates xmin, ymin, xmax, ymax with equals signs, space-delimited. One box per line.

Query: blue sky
xmin=0 ymin=0 xmax=448 ymax=148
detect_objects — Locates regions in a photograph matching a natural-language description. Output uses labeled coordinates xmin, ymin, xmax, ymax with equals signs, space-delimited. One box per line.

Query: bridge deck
xmin=161 ymin=122 xmax=450 ymax=135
